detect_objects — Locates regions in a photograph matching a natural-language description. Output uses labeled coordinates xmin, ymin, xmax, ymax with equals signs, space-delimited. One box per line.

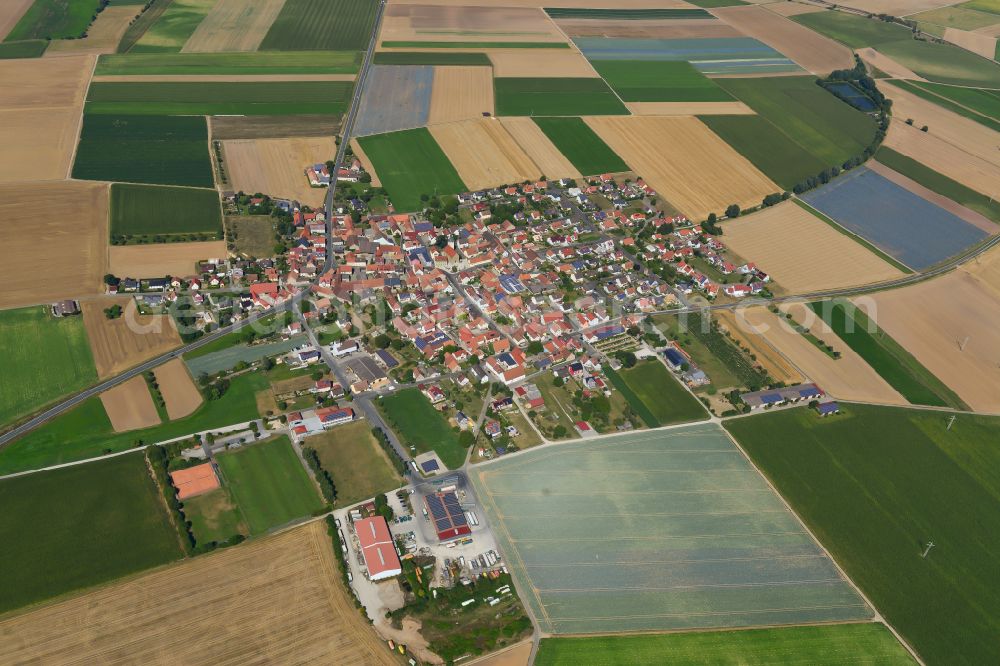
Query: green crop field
xmin=494 ymin=78 xmax=630 ymax=116
xmin=544 ymin=8 xmax=712 ymax=19
xmin=0 ymin=306 xmax=97 ymax=429
xmin=896 ymin=80 xmax=1000 ymax=130
xmin=700 ymin=115 xmax=828 ymax=190
xmin=532 ymin=117 xmax=628 ymax=176
xmin=726 ymin=404 xmax=1000 ymax=665
xmin=85 ymin=80 xmax=353 ymax=116
xmin=536 ymin=624 xmax=914 ymax=665
xmin=72 ymin=114 xmax=214 ymax=187
xmin=216 ymin=436 xmax=324 ymax=535
xmin=0 ymin=372 xmax=266 ymax=476
xmin=878 ymin=39 xmax=1000 ymax=88
xmin=592 ymin=61 xmax=732 ymax=102
xmin=309 ymin=420 xmax=403 ymax=505
xmin=608 ymin=359 xmax=707 ymax=426
xmin=807 ymin=300 xmax=965 ymax=409
xmin=715 ymin=76 xmax=877 ymax=169
xmin=183 ymin=487 xmax=246 ymax=544
xmin=0 ymin=453 xmax=182 ymax=614
xmin=117 ymin=0 xmax=171 ymax=52
xmin=111 ymin=183 xmax=221 ymax=240
xmin=876 ymin=147 xmax=1000 ymax=224
xmin=382 ymin=41 xmax=570 ymax=49
xmin=5 ymin=0 xmax=102 ymax=41
xmin=358 ymin=128 xmax=466 ymax=212
xmin=0 ymin=39 xmax=47 ymax=59
xmin=961 ymin=0 xmax=1000 ymax=14
xmin=372 ymin=52 xmax=491 ymax=65
xmin=96 ymin=51 xmax=361 ymax=75
xmin=379 ymin=387 xmax=465 ymax=468
xmin=260 ymin=0 xmax=377 ymax=51
xmin=792 ymin=11 xmax=912 ymax=49
xmin=131 ymin=0 xmax=214 ymax=52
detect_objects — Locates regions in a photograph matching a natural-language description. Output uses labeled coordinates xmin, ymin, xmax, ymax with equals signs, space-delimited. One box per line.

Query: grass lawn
xmin=260 ymin=0 xmax=377 ymax=51
xmin=73 ymin=114 xmax=213 ymax=188
xmin=792 ymin=11 xmax=912 ymax=49
xmin=0 ymin=372 xmax=266 ymax=476
xmin=532 ymin=117 xmax=628 ymax=176
xmin=111 ymin=183 xmax=221 ymax=241
xmin=725 ymin=405 xmax=1000 ymax=665
xmin=308 ymin=420 xmax=403 ymax=506
xmin=0 ymin=306 xmax=97 ymax=429
xmin=379 ymin=387 xmax=466 ymax=468
xmin=535 ymin=624 xmax=913 ymax=665
xmin=216 ymin=435 xmax=324 ymax=535
xmin=591 ymin=60 xmax=732 ymax=102
xmin=0 ymin=452 xmax=181 ymax=614
xmin=96 ymin=51 xmax=361 ymax=75
xmin=372 ymin=52 xmax=491 ymax=65
xmin=494 ymin=78 xmax=630 ymax=116
xmin=875 ymin=147 xmax=1000 ymax=224
xmin=5 ymin=0 xmax=102 ymax=41
xmin=0 ymin=40 xmax=48 ymax=58
xmin=607 ymin=359 xmax=707 ymax=427
xmin=131 ymin=0 xmax=214 ymax=53
xmin=892 ymin=80 xmax=1000 ymax=132
xmin=807 ymin=300 xmax=965 ymax=409
xmin=358 ymin=128 xmax=466 ymax=212
xmin=228 ymin=215 xmax=277 ymax=257
xmin=183 ymin=486 xmax=246 ymax=544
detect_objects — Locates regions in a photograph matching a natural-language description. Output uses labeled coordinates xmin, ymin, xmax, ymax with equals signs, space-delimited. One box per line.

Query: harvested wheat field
xmin=0 ymin=521 xmax=397 ymax=666
xmin=468 ymin=641 xmax=532 ymax=666
xmin=0 ymin=0 xmax=33 ymax=40
xmin=429 ymin=119 xmax=541 ymax=190
xmin=0 ymin=182 xmax=108 ymax=309
xmin=224 ymin=137 xmax=336 ymax=206
xmin=740 ymin=305 xmax=908 ymax=405
xmin=625 ymin=101 xmax=754 ymax=115
xmin=155 ymin=358 xmax=203 ymax=420
xmin=428 ymin=66 xmax=494 ymax=124
xmin=45 ymin=7 xmax=139 ymax=56
xmin=108 ymin=241 xmax=228 ymax=279
xmin=586 ymin=115 xmax=777 ymax=221
xmin=556 ymin=18 xmax=742 ymax=39
xmin=183 ymin=0 xmax=286 ymax=53
xmin=499 ymin=117 xmax=581 ymax=179
xmin=714 ymin=309 xmax=803 ymax=385
xmin=943 ymin=27 xmax=998 ymax=60
xmin=100 ymin=376 xmax=161 ymax=432
xmin=82 ymin=298 xmax=182 ymax=378
xmin=0 ymin=55 xmax=91 ymax=109
xmin=765 ymin=2 xmax=825 ymax=17
xmin=349 ymin=138 xmax=382 ymax=187
xmin=857 ymin=48 xmax=924 ymax=81
xmin=712 ymin=5 xmax=853 ymax=75
xmin=381 ymin=3 xmax=565 ymax=43
xmin=488 ymin=49 xmax=598 ymax=77
xmin=721 ymin=201 xmax=904 ymax=294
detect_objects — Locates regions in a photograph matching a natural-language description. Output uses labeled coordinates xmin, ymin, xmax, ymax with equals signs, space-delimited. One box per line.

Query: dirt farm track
xmin=0 ymin=521 xmax=396 ymax=665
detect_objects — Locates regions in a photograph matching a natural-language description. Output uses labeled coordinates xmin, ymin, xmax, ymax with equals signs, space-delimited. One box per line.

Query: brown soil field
xmin=223 ymin=137 xmax=337 ymax=206
xmin=428 ymin=65 xmax=494 ymax=123
xmin=857 ymin=47 xmax=925 ymax=81
xmin=100 ymin=375 xmax=162 ymax=432
xmin=210 ymin=115 xmax=343 ymax=140
xmin=183 ymin=0 xmax=286 ymax=53
xmin=720 ymin=200 xmax=904 ymax=293
xmin=82 ymin=297 xmax=182 ymax=379
xmin=585 ymin=115 xmax=778 ymax=221
xmin=108 ymin=241 xmax=228 ymax=279
xmin=714 ymin=309 xmax=803 ymax=385
xmin=712 ymin=5 xmax=853 ymax=75
xmin=0 ymin=0 xmax=33 ymax=41
xmin=556 ymin=18 xmax=741 ymax=39
xmin=975 ymin=23 xmax=1000 ymax=37
xmin=499 ymin=117 xmax=581 ymax=179
xmin=46 ymin=7 xmax=139 ymax=56
xmin=155 ymin=358 xmax=204 ymax=420
xmin=466 ymin=641 xmax=532 ymax=666
xmin=0 ymin=521 xmax=397 ymax=666
xmin=625 ymin=101 xmax=754 ymax=115
xmin=349 ymin=138 xmax=382 ymax=187
xmin=488 ymin=48 xmax=597 ymax=77
xmin=943 ymin=27 xmax=997 ymax=59
xmin=0 ymin=54 xmax=91 ymax=109
xmin=381 ymin=4 xmax=565 ymax=43
xmin=764 ymin=2 xmax=825 ymax=17
xmin=94 ymin=74 xmax=354 ymax=82
xmin=429 ymin=119 xmax=542 ymax=190
xmin=740 ymin=305 xmax=908 ymax=405
xmin=0 ymin=181 xmax=108 ymax=309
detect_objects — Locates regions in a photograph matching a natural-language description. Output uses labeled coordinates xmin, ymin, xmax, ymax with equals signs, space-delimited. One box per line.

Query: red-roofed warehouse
xmin=355 ymin=516 xmax=402 ymax=581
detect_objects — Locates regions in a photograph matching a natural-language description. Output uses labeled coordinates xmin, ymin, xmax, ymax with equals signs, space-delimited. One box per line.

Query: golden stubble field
xmin=183 ymin=0 xmax=287 ymax=52
xmin=856 ymin=47 xmax=924 ymax=81
xmin=429 ymin=119 xmax=542 ymax=190
xmin=943 ymin=27 xmax=997 ymax=60
xmin=0 ymin=181 xmax=108 ymax=309
xmin=499 ymin=117 xmax=581 ymax=179
xmin=0 ymin=521 xmax=397 ymax=666
xmin=108 ymin=240 xmax=228 ymax=278
xmin=428 ymin=66 xmax=494 ymax=123
xmin=625 ymin=101 xmax=753 ymax=115
xmin=381 ymin=3 xmax=565 ymax=43
xmin=720 ymin=201 xmax=904 ymax=294
xmin=585 ymin=115 xmax=778 ymax=221
xmin=82 ymin=298 xmax=182 ymax=379
xmin=488 ymin=49 xmax=598 ymax=77
xmin=100 ymin=375 xmax=161 ymax=432
xmin=155 ymin=358 xmax=204 ymax=420
xmin=224 ymin=136 xmax=336 ymax=206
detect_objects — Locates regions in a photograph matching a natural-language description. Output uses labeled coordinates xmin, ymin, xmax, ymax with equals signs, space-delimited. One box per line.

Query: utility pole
xmin=947 ymin=415 xmax=956 ymax=431
xmin=921 ymin=542 xmax=935 ymax=558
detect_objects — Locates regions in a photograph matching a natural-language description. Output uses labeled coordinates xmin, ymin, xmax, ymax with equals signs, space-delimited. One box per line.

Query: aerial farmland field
xmin=428 ymin=65 xmax=494 ymax=123
xmin=111 ymin=183 xmax=222 ymax=241
xmin=531 ymin=117 xmax=627 ymax=176
xmin=494 ymin=77 xmax=629 ymax=116
xmin=353 ymin=64 xmax=433 ymax=136
xmin=726 ymin=404 xmax=1000 ymax=665
xmin=605 ymin=359 xmax=707 ymax=427
xmin=132 ymin=0 xmax=215 ymax=53
xmin=429 ymin=119 xmax=541 ymax=191
xmin=357 ymin=128 xmax=466 ymax=211
xmin=573 ymin=36 xmax=801 ymax=75
xmin=471 ymin=424 xmax=870 ymax=634
xmin=5 ymin=0 xmax=102 ymax=41
xmin=99 ymin=375 xmax=161 ymax=433
xmin=81 ymin=298 xmax=182 ymax=379
xmin=896 ymin=80 xmax=1000 ymax=128
xmin=260 ymin=0 xmax=378 ymax=51
xmin=590 ymin=60 xmax=731 ymax=102
xmin=0 ymin=452 xmax=182 ymax=614
xmin=95 ymin=50 xmax=361 ymax=75
xmin=222 ymin=136 xmax=337 ymax=206
xmin=181 ymin=0 xmax=285 ymax=53
xmin=108 ymin=240 xmax=228 ymax=279
xmin=499 ymin=117 xmax=582 ymax=180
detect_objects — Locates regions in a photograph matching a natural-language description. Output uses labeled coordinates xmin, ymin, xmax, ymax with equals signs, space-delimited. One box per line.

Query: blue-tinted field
xmin=574 ymin=37 xmax=800 ymax=74
xmin=353 ymin=65 xmax=433 ymax=136
xmin=801 ymin=167 xmax=989 ymax=270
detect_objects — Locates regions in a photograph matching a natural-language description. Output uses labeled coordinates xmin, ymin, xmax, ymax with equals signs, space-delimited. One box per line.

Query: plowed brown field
xmin=0 ymin=521 xmax=396 ymax=666
xmin=429 ymin=119 xmax=541 ymax=190
xmin=155 ymin=358 xmax=203 ymax=420
xmin=499 ymin=117 xmax=581 ymax=179
xmin=585 ymin=115 xmax=778 ymax=221
xmin=108 ymin=241 xmax=228 ymax=278
xmin=488 ymin=49 xmax=598 ymax=77
xmin=943 ymin=27 xmax=997 ymax=60
xmin=224 ymin=137 xmax=336 ymax=206
xmin=183 ymin=0 xmax=286 ymax=52
xmin=46 ymin=6 xmax=138 ymax=55
xmin=82 ymin=298 xmax=182 ymax=379
xmin=428 ymin=66 xmax=494 ymax=123
xmin=100 ymin=375 xmax=161 ymax=432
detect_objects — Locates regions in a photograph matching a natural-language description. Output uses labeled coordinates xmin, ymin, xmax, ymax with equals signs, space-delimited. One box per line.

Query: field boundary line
xmin=65 ymin=54 xmax=99 ymax=180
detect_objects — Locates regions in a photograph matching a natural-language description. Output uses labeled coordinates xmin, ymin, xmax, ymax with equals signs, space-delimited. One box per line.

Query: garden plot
xmin=223 ymin=136 xmax=336 ymax=206
xmin=428 ymin=65 xmax=494 ymax=123
xmin=182 ymin=0 xmax=286 ymax=52
xmin=353 ymin=65 xmax=433 ymax=136
xmin=801 ymin=167 xmax=989 ymax=271
xmin=470 ymin=424 xmax=871 ymax=635
xmin=429 ymin=119 xmax=541 ymax=192
xmin=380 ymin=3 xmax=566 ymax=44
xmin=573 ymin=37 xmax=801 ymax=75
xmin=585 ymin=115 xmax=778 ymax=221
xmin=108 ymin=241 xmax=228 ymax=278
xmin=499 ymin=117 xmax=581 ymax=180
xmin=100 ymin=375 xmax=161 ymax=432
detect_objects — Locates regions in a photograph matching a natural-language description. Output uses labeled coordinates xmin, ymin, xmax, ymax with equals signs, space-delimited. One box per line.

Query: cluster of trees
xmin=302 ymin=446 xmax=337 ymax=504
xmin=372 ymin=426 xmax=408 ymax=476
xmin=103 ymin=304 xmax=122 ymax=319
xmin=146 ymin=446 xmax=197 ymax=556
xmin=198 ymin=374 xmax=230 ymax=401
xmin=143 ymin=371 xmax=167 ymax=413
xmin=373 ymin=493 xmax=394 ymax=523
